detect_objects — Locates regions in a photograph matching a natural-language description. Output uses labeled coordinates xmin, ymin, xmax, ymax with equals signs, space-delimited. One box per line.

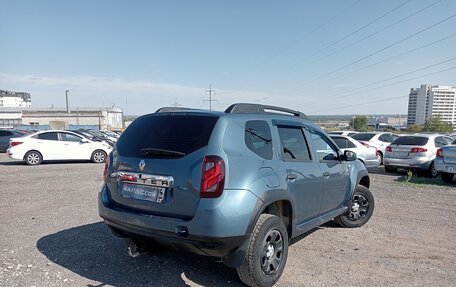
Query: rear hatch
xmin=106 ymin=113 xmax=219 ymax=219
xmin=389 ymin=136 xmax=429 ymax=158
xmin=442 ymin=145 xmax=456 ymax=164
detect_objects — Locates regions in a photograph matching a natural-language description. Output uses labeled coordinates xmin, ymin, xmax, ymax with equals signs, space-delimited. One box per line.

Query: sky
xmin=1 ymin=0 xmax=456 ymax=116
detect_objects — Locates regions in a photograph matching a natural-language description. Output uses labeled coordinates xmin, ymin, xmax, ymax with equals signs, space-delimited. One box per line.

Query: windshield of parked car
xmin=351 ymin=133 xmax=376 ymax=141
xmin=391 ymin=136 xmax=429 ymax=146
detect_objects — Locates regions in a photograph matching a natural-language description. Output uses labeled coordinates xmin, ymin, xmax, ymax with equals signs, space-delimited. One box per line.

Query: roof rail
xmin=155 ymin=107 xmax=197 ymax=113
xmin=225 ymin=103 xmax=309 ymax=120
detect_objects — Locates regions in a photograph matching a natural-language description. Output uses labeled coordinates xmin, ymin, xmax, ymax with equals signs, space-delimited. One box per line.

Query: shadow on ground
xmin=37 ymin=222 xmax=243 ymax=287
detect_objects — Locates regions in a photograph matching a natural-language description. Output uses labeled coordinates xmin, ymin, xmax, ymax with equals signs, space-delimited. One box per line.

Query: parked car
xmin=0 ymin=129 xmax=30 ymax=152
xmin=351 ymin=132 xmax=399 ymax=164
xmin=330 ymin=135 xmax=380 ymax=168
xmin=71 ymin=130 xmax=114 ymax=147
xmin=435 ymin=138 xmax=456 ymax=183
xmin=384 ymin=134 xmax=453 ymax=177
xmin=327 ymin=130 xmax=359 ymax=137
xmin=77 ymin=129 xmax=116 ymax=146
xmin=7 ymin=130 xmax=112 ymax=165
xmin=99 ymin=103 xmax=374 ymax=287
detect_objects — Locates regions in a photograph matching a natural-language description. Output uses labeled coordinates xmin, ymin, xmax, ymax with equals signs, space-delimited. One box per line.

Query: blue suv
xmin=99 ymin=103 xmax=374 ymax=287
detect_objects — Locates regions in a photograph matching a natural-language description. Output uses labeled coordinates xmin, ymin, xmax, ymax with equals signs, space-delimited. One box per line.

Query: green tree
xmin=352 ymin=116 xmax=371 ymax=132
xmin=423 ymin=115 xmax=453 ymax=133
xmin=405 ymin=125 xmax=424 ymax=133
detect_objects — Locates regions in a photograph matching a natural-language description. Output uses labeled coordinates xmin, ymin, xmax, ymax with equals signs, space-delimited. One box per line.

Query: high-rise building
xmin=407 ymin=85 xmax=456 ymax=128
xmin=0 ymin=90 xmax=32 ymax=107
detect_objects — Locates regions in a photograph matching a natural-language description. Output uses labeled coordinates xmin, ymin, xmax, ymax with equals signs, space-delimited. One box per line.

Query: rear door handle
xmin=286 ymin=174 xmax=297 ymax=180
xmin=323 ymin=172 xmax=330 ymax=178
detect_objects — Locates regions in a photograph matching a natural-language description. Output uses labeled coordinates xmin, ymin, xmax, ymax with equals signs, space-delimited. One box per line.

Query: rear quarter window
xmin=245 ymin=120 xmax=273 ymax=160
xmin=116 ymin=114 xmax=219 ymax=157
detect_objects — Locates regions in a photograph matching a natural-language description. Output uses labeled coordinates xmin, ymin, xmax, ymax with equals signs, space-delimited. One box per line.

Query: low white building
xmin=0 ymin=106 xmax=123 ymax=130
xmin=0 ymin=90 xmax=31 ymax=108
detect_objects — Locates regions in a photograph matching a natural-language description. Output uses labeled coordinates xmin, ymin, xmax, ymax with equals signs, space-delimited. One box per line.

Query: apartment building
xmin=407 ymin=84 xmax=456 ymax=127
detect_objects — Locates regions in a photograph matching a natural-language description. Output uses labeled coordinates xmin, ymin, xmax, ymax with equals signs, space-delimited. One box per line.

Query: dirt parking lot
xmin=0 ymin=153 xmax=455 ymax=287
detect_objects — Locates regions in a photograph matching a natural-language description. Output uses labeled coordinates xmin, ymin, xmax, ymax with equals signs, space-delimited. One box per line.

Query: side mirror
xmin=343 ymin=150 xmax=357 ymax=161
xmin=80 ymin=138 xmax=89 ymax=144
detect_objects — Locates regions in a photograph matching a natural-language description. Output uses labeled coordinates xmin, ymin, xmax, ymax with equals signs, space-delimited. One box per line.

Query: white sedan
xmin=7 ymin=130 xmax=112 ymax=165
xmin=330 ymin=135 xmax=380 ymax=168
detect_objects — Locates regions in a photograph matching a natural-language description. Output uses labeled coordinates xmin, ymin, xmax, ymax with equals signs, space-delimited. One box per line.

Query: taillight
xmin=386 ymin=146 xmax=392 ymax=152
xmin=10 ymin=141 xmax=23 ymax=147
xmin=410 ymin=147 xmax=427 ymax=153
xmin=436 ymin=148 xmax=443 ymax=158
xmin=200 ymin=155 xmax=225 ymax=198
xmin=103 ymin=153 xmax=110 ymax=182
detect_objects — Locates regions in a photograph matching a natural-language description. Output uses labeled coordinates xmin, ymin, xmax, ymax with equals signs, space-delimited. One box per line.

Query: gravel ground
xmin=0 ymin=153 xmax=455 ymax=287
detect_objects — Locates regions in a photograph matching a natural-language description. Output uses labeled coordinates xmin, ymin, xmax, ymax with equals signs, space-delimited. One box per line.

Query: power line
xmin=279 ymin=0 xmax=412 ymax=74
xmin=318 ymin=32 xmax=456 ymax=85
xmin=301 ymin=0 xmax=443 ymax=70
xmin=310 ymin=13 xmax=456 ymax=82
xmin=305 ymin=57 xmax=456 ymax=106
xmin=243 ymin=0 xmax=363 ymax=74
xmin=309 ymin=65 xmax=456 ymax=113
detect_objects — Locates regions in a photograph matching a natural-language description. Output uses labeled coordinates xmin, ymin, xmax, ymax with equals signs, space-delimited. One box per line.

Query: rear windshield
xmin=391 ymin=136 xmax=428 ymax=146
xmin=117 ymin=114 xmax=219 ymax=157
xmin=351 ymin=133 xmax=376 ymax=141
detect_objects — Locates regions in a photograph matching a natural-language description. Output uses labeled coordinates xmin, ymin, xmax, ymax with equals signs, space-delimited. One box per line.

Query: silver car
xmin=384 ymin=134 xmax=453 ymax=177
xmin=434 ymin=138 xmax=456 ymax=183
xmin=330 ymin=135 xmax=380 ymax=168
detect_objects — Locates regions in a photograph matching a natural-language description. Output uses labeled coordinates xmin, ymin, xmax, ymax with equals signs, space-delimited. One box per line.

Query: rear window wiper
xmin=140 ymin=148 xmax=186 ymax=157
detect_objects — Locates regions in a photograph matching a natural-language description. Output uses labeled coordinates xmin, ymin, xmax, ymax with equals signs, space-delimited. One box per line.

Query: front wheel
xmin=237 ymin=214 xmax=288 ymax=287
xmin=335 ymin=185 xmax=374 ymax=228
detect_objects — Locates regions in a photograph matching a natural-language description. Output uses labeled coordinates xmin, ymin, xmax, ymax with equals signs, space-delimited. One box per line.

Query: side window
xmin=379 ymin=134 xmax=390 ymax=142
xmin=37 ymin=132 xmax=58 ymax=141
xmin=435 ymin=137 xmax=451 ymax=147
xmin=277 ymin=126 xmax=311 ymax=162
xmin=245 ymin=121 xmax=273 ymax=160
xmin=59 ymin=133 xmax=82 ymax=142
xmin=310 ymin=130 xmax=339 ymax=162
xmin=346 ymin=139 xmax=356 ymax=148
xmin=0 ymin=131 xmax=9 ymax=136
xmin=331 ymin=137 xmax=348 ymax=149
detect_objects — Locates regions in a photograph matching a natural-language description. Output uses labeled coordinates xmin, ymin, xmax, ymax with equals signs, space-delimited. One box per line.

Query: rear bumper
xmin=98 ymin=185 xmax=259 ymax=258
xmin=434 ymin=158 xmax=456 ymax=174
xmin=383 ymin=156 xmax=433 ymax=171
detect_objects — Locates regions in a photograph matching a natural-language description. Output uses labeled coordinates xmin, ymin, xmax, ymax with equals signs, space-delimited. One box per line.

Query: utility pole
xmin=204 ymin=84 xmax=217 ymax=110
xmin=172 ymin=98 xmax=181 ymax=107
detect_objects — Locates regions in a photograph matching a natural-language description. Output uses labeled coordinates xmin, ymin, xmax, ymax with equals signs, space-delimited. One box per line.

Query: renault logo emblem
xmin=139 ymin=160 xmax=145 ymax=171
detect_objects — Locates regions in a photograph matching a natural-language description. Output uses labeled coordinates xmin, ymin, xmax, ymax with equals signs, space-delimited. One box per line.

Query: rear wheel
xmin=24 ymin=151 xmax=42 ymax=165
xmin=91 ymin=150 xmax=107 ymax=163
xmin=335 ymin=185 xmax=374 ymax=228
xmin=425 ymin=162 xmax=438 ymax=178
xmin=237 ymin=214 xmax=288 ymax=287
xmin=441 ymin=172 xmax=455 ymax=183
xmin=377 ymin=152 xmax=383 ymax=165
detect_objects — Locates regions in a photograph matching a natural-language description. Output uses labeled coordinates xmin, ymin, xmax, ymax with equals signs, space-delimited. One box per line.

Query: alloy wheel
xmin=261 ymin=229 xmax=284 ymax=275
xmin=348 ymin=194 xmax=369 ymax=221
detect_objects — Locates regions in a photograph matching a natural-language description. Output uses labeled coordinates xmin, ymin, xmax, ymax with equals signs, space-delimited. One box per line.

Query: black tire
xmin=237 ymin=214 xmax=288 ymax=287
xmin=384 ymin=165 xmax=397 ymax=173
xmin=91 ymin=150 xmax=107 ymax=163
xmin=24 ymin=150 xmax=43 ymax=165
xmin=335 ymin=185 xmax=374 ymax=228
xmin=441 ymin=172 xmax=455 ymax=183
